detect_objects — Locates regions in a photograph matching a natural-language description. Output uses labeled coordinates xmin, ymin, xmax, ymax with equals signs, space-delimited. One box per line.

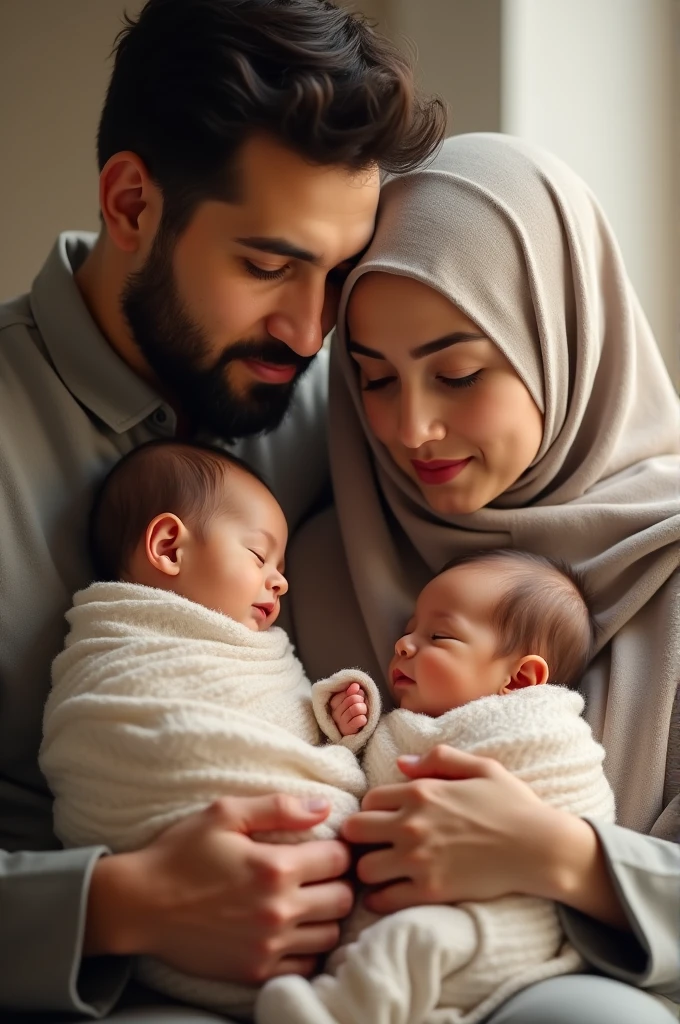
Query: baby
xmin=258 ymin=550 xmax=616 ymax=1024
xmin=40 ymin=439 xmax=381 ymax=1016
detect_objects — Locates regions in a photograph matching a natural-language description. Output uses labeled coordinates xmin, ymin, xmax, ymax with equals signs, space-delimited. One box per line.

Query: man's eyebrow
xmin=348 ymin=332 xmax=487 ymax=361
xmin=235 ymin=236 xmax=320 ymax=265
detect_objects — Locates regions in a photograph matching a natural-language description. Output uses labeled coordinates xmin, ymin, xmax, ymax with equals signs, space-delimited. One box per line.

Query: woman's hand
xmin=342 ymin=745 xmax=628 ymax=928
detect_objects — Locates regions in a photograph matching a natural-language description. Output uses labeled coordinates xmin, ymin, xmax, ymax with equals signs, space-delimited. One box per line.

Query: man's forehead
xmin=233 ymin=136 xmax=379 ymax=263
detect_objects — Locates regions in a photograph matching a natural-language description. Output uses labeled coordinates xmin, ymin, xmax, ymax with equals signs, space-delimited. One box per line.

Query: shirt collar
xmin=30 ymin=231 xmax=165 ymax=434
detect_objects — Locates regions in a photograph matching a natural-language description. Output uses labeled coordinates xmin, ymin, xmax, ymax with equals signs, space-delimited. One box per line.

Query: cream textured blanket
xmin=257 ymin=686 xmax=615 ymax=1024
xmin=39 ymin=581 xmax=381 ymax=1018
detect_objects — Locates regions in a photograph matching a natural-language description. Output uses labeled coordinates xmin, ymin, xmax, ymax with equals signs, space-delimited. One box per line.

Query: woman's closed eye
xmin=362 ymin=374 xmax=397 ymax=392
xmin=362 ymin=370 xmax=483 ymax=393
xmin=437 ymin=370 xmax=482 ymax=389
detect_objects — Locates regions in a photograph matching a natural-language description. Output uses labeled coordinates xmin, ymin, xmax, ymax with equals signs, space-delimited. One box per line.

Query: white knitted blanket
xmin=39 ymin=581 xmax=381 ymax=1017
xmin=257 ymin=686 xmax=615 ymax=1024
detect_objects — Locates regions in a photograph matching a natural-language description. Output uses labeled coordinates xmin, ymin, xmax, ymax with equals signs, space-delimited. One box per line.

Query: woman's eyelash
xmin=438 ymin=370 xmax=482 ymax=389
xmin=243 ymin=259 xmax=288 ymax=282
xmin=362 ymin=376 xmax=397 ymax=392
xmin=362 ymin=371 xmax=482 ymax=393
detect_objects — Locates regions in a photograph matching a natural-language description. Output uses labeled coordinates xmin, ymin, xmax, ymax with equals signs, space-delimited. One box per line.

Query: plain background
xmin=1 ymin=0 xmax=677 ymax=382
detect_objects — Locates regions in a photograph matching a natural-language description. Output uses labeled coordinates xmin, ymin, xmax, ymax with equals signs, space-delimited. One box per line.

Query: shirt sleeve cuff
xmin=557 ymin=818 xmax=680 ymax=1001
xmin=0 ymin=846 xmax=130 ymax=1016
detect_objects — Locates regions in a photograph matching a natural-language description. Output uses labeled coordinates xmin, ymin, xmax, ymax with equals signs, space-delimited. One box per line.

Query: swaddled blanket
xmin=40 ymin=581 xmax=381 ymax=1017
xmin=257 ymin=685 xmax=615 ymax=1024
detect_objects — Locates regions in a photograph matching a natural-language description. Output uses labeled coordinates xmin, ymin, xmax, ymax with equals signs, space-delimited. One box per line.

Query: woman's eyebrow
xmin=348 ymin=332 xmax=487 ymax=361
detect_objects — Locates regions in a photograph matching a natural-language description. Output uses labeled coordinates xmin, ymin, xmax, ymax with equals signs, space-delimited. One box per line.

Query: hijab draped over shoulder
xmin=295 ymin=133 xmax=679 ymax=836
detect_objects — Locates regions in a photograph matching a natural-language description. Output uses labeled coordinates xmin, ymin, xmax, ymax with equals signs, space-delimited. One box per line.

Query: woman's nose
xmin=397 ymin=391 xmax=446 ymax=450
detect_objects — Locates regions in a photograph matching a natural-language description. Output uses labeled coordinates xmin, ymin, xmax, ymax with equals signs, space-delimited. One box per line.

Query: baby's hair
xmin=90 ymin=439 xmax=273 ymax=582
xmin=439 ymin=549 xmax=598 ymax=687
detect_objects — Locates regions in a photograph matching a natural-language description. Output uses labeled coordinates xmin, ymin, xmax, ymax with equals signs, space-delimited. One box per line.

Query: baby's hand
xmin=330 ymin=682 xmax=368 ymax=736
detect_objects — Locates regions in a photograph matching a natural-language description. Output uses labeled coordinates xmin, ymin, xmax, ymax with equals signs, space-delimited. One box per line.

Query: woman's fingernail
xmin=305 ymin=798 xmax=330 ymax=812
xmin=398 ymin=754 xmax=421 ymax=764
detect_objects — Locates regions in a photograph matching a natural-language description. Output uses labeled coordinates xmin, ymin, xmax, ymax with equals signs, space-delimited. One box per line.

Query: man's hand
xmin=330 ymin=682 xmax=368 ymax=736
xmin=85 ymin=794 xmax=353 ymax=984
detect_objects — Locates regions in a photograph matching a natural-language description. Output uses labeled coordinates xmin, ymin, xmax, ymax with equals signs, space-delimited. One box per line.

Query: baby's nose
xmin=395 ymin=634 xmax=416 ymax=657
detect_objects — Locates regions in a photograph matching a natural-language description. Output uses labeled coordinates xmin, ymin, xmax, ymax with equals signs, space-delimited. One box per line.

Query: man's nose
xmin=397 ymin=390 xmax=446 ymax=450
xmin=265 ymin=280 xmax=325 ymax=358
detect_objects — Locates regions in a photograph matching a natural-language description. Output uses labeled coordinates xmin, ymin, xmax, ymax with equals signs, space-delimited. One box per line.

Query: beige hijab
xmin=326 ymin=134 xmax=679 ymax=835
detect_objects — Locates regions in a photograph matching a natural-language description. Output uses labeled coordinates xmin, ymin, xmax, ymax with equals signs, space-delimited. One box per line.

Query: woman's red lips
xmin=411 ymin=457 xmax=472 ymax=485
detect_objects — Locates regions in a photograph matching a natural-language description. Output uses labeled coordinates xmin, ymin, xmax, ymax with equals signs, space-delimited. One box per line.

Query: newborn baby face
xmin=388 ymin=564 xmax=514 ymax=715
xmin=182 ymin=468 xmax=289 ymax=631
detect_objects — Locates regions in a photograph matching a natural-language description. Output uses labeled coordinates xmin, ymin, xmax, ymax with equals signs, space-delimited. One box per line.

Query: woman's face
xmin=346 ymin=273 xmax=544 ymax=515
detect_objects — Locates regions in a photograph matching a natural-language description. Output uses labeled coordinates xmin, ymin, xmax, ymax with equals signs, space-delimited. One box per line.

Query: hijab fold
xmin=328 ymin=134 xmax=679 ymax=834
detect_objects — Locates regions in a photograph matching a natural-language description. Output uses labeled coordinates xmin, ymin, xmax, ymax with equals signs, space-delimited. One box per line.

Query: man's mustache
xmin=215 ymin=340 xmax=314 ymax=375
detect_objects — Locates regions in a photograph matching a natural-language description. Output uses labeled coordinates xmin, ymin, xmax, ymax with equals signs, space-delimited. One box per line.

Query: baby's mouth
xmin=253 ymin=603 xmax=275 ymax=621
xmin=392 ymin=668 xmax=415 ymax=687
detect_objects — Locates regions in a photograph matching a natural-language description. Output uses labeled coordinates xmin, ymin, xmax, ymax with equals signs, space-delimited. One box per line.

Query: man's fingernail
xmin=398 ymin=754 xmax=421 ymax=764
xmin=305 ymin=798 xmax=330 ymax=812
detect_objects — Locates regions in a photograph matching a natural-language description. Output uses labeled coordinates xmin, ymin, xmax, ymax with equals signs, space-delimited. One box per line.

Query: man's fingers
xmin=295 ymin=879 xmax=354 ymax=924
xmin=284 ymin=921 xmax=343 ymax=957
xmin=269 ymin=956 xmax=318 ymax=979
xmin=397 ymin=745 xmax=496 ymax=781
xmin=207 ymin=793 xmax=332 ymax=835
xmin=272 ymin=837 xmax=352 ymax=885
xmin=341 ymin=808 xmax=398 ymax=844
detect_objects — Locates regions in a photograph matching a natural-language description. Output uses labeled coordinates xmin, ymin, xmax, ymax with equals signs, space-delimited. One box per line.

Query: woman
xmin=288 ymin=134 xmax=680 ymax=1023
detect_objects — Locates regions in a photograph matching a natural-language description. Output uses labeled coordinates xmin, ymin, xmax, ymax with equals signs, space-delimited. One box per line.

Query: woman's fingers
xmin=364 ymin=880 xmax=419 ymax=915
xmin=354 ymin=845 xmax=402 ymax=886
xmin=341 ymin=809 xmax=399 ymax=844
xmin=397 ymin=745 xmax=499 ymax=781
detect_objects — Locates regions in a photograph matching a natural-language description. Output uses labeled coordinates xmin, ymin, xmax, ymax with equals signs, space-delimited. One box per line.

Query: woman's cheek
xmin=363 ymin=396 xmax=393 ymax=447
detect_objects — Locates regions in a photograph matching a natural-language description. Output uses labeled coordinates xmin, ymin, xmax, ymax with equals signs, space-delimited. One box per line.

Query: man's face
xmin=122 ymin=135 xmax=379 ymax=438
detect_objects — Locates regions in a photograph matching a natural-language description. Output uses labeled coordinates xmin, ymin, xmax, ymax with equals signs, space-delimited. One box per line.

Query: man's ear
xmin=144 ymin=513 xmax=190 ymax=577
xmin=500 ymin=654 xmax=549 ymax=694
xmin=99 ymin=151 xmax=162 ymax=254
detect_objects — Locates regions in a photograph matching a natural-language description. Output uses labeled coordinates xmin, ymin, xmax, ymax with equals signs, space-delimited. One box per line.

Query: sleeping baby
xmin=39 ymin=439 xmax=381 ymax=1017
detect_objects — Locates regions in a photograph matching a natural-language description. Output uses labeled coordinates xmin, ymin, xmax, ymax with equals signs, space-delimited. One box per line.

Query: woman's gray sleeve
xmin=558 ymin=817 xmax=680 ymax=1001
xmin=0 ymin=847 xmax=130 ymax=1016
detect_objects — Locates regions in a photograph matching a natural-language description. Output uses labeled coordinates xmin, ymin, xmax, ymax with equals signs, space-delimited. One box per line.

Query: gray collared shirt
xmin=0 ymin=231 xmax=330 ymax=1015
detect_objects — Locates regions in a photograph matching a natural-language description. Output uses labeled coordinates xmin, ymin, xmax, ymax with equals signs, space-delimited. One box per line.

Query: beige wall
xmin=1 ymin=1 xmax=678 ymax=381
xmin=0 ymin=1 xmax=142 ymax=300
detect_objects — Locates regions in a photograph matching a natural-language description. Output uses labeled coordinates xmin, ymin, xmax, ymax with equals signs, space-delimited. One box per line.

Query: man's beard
xmin=120 ymin=228 xmax=314 ymax=440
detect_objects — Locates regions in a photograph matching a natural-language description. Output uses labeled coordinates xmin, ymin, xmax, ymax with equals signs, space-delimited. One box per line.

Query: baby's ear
xmin=501 ymin=655 xmax=549 ymax=694
xmin=145 ymin=513 xmax=188 ymax=576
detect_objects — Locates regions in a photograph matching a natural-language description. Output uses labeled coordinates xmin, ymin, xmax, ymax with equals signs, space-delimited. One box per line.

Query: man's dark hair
xmin=90 ymin=439 xmax=273 ymax=581
xmin=98 ymin=0 xmax=447 ymax=233
xmin=439 ymin=549 xmax=599 ymax=687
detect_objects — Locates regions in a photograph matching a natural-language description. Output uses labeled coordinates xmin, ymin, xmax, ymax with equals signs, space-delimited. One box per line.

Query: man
xmin=0 ymin=0 xmax=445 ymax=1018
